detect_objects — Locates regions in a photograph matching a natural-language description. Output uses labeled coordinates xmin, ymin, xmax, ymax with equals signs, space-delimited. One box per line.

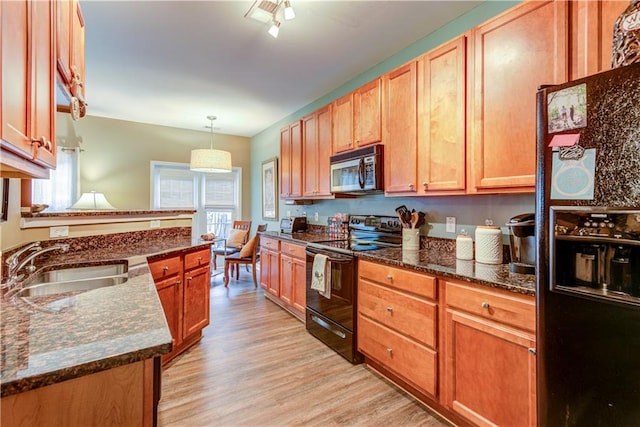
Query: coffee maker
xmin=506 ymin=213 xmax=536 ymax=274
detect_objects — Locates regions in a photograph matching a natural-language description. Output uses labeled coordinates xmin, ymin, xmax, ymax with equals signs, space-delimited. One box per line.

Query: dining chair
xmin=212 ymin=220 xmax=252 ymax=269
xmin=224 ymin=234 xmax=260 ymax=288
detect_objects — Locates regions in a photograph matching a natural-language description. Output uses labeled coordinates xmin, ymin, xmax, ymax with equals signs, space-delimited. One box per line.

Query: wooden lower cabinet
xmin=148 ymin=247 xmax=210 ymax=365
xmin=1 ymin=358 xmax=159 ymax=427
xmin=357 ymin=260 xmax=439 ymax=398
xmin=444 ymin=279 xmax=537 ymax=427
xmin=260 ymin=236 xmax=306 ymax=321
xmin=357 ymin=260 xmax=537 ymax=427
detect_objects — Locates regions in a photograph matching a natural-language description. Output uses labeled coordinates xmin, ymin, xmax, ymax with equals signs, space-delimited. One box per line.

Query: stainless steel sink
xmin=16 ymin=262 xmax=129 ymax=298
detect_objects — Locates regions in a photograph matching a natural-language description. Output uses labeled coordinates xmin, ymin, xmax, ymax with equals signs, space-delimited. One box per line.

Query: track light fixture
xmin=244 ymin=0 xmax=295 ymax=38
xmin=283 ymin=1 xmax=295 ymax=20
xmin=268 ymin=19 xmax=281 ymax=38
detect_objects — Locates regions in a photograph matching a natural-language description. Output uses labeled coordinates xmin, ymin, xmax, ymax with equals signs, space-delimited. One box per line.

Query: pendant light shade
xmin=190 ymin=115 xmax=232 ymax=173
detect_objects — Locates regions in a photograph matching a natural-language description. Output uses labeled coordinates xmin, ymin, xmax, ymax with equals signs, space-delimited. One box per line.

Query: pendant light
xmin=190 ymin=115 xmax=232 ymax=173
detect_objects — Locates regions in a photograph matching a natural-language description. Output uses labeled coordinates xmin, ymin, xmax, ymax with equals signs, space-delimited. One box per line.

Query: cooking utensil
xmin=395 ymin=205 xmax=411 ymax=227
xmin=411 ymin=212 xmax=419 ymax=228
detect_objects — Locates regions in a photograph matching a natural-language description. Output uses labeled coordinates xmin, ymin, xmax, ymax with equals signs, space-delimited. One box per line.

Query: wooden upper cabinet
xmin=470 ymin=0 xmax=568 ymax=193
xmin=332 ymin=92 xmax=354 ymax=153
xmin=57 ymin=0 xmax=85 ymax=102
xmin=354 ymin=78 xmax=383 ymax=148
xmin=384 ymin=61 xmax=418 ymax=195
xmin=417 ymin=35 xmax=467 ymax=194
xmin=280 ymin=120 xmax=303 ymax=198
xmin=569 ymin=0 xmax=628 ymax=80
xmin=302 ymin=104 xmax=332 ymax=198
xmin=1 ymin=0 xmax=56 ymax=178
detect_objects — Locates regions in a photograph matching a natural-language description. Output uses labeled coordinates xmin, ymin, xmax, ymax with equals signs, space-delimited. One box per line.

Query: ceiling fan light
xmin=283 ymin=1 xmax=295 ymax=20
xmin=268 ymin=20 xmax=280 ymax=38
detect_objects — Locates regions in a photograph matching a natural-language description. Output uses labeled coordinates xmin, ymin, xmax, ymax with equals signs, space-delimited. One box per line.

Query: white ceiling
xmin=81 ymin=0 xmax=482 ymax=137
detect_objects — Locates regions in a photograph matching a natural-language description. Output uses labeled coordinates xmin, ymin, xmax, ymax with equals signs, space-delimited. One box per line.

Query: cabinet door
xmin=267 ymin=249 xmax=280 ymax=297
xmin=444 ymin=308 xmax=536 ymax=427
xmin=155 ymin=275 xmax=182 ymax=351
xmin=302 ymin=113 xmax=317 ymax=197
xmin=332 ymin=93 xmax=354 ymax=153
xmin=279 ymin=254 xmax=293 ymax=306
xmin=56 ymin=0 xmax=84 ymax=100
xmin=280 ymin=125 xmax=292 ymax=197
xmin=71 ymin=0 xmax=85 ymax=100
xmin=183 ymin=265 xmax=210 ymax=338
xmin=570 ymin=1 xmax=628 ymax=80
xmin=384 ymin=61 xmax=418 ymax=195
xmin=280 ymin=121 xmax=302 ymax=198
xmin=354 ymin=79 xmax=383 ymax=147
xmin=291 ymin=256 xmax=306 ymax=316
xmin=418 ymin=36 xmax=466 ymax=193
xmin=470 ymin=0 xmax=568 ymax=192
xmin=316 ymin=104 xmax=332 ymax=196
xmin=259 ymin=249 xmax=270 ymax=291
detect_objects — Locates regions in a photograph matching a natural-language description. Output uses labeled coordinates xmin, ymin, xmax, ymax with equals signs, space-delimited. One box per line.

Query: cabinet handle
xmin=386 ymin=274 xmax=393 ymax=281
xmin=423 ymin=182 xmax=428 ymax=191
xmin=528 ymin=348 xmax=537 ymax=355
xmin=163 ymin=266 xmax=169 ymax=271
xmin=31 ymin=136 xmax=52 ymax=151
xmin=408 ymin=183 xmax=415 ymax=190
xmin=481 ymin=301 xmax=490 ymax=309
xmin=197 ymin=256 xmax=202 ymax=261
xmin=386 ymin=306 xmax=393 ymax=313
xmin=386 ymin=348 xmax=393 ymax=355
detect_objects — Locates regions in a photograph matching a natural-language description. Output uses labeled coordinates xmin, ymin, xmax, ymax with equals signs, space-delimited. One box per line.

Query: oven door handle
xmin=305 ymin=249 xmax=353 ymax=264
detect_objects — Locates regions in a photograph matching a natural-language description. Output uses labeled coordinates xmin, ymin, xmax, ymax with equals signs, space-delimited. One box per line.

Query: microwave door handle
xmin=358 ymin=158 xmax=365 ymax=189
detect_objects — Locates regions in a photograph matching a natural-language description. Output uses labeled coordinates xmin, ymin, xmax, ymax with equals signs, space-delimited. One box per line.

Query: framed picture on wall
xmin=262 ymin=157 xmax=278 ymax=220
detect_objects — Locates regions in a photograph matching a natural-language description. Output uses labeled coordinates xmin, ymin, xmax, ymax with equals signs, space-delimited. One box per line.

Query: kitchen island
xmin=1 ymin=229 xmax=211 ymax=426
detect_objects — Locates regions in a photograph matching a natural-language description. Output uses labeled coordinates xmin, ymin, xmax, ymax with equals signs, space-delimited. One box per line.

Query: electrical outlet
xmin=314 ymin=212 xmax=319 ymax=221
xmin=50 ymin=225 xmax=69 ymax=238
xmin=287 ymin=210 xmax=291 ymax=217
xmin=150 ymin=220 xmax=161 ymax=228
xmin=446 ymin=217 xmax=456 ymax=233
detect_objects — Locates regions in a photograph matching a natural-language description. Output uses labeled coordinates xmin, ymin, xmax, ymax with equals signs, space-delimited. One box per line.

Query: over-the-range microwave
xmin=330 ymin=144 xmax=383 ymax=194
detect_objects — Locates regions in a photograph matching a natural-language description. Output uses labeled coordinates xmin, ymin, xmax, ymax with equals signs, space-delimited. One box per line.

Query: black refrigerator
xmin=536 ymin=61 xmax=640 ymax=426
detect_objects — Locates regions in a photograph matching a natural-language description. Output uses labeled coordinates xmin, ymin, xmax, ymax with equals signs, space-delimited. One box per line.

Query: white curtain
xmin=32 ymin=147 xmax=80 ymax=211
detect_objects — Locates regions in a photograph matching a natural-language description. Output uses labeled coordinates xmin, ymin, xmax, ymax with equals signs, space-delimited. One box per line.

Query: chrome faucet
xmin=3 ymin=243 xmax=70 ymax=289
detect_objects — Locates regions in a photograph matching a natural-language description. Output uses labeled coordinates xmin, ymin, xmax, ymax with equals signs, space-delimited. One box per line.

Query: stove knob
xmin=393 ymin=220 xmax=399 ymax=228
xmin=599 ymin=222 xmax=606 ymax=228
xmin=608 ymin=222 xmax=615 ymax=228
xmin=584 ymin=221 xmax=591 ymax=227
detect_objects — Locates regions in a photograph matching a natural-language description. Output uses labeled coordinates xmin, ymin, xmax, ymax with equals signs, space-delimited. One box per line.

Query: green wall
xmin=250 ymin=1 xmax=528 ymax=239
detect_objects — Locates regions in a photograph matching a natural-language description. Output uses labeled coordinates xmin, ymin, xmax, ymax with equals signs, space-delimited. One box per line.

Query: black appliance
xmin=280 ymin=216 xmax=307 ymax=234
xmin=329 ymin=144 xmax=383 ymax=194
xmin=305 ymin=215 xmax=401 ymax=364
xmin=506 ymin=213 xmax=536 ymax=274
xmin=536 ymin=62 xmax=640 ymax=426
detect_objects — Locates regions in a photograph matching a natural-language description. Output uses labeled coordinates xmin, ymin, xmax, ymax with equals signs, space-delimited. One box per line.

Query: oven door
xmin=305 ymin=246 xmax=355 ymax=330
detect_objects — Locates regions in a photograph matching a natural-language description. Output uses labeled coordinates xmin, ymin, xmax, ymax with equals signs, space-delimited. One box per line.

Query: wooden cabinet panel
xmin=280 ymin=121 xmax=303 ymax=198
xmin=1 ymin=0 xmax=56 ymax=176
xmin=261 ymin=236 xmax=280 ymax=252
xmin=354 ymin=78 xmax=383 ymax=147
xmin=384 ymin=61 xmax=418 ymax=195
xmin=280 ymin=241 xmax=306 ymax=259
xmin=570 ymin=0 xmax=628 ymax=80
xmin=332 ymin=93 xmax=354 ymax=153
xmin=359 ymin=280 xmax=437 ymax=348
xmin=148 ymin=254 xmax=182 ymax=281
xmin=418 ymin=35 xmax=466 ymax=193
xmin=183 ymin=265 xmax=210 ymax=337
xmin=445 ymin=309 xmax=536 ymax=427
xmin=358 ymin=315 xmax=437 ymax=397
xmin=279 ymin=254 xmax=294 ymax=306
xmin=470 ymin=0 xmax=568 ymax=192
xmin=56 ymin=0 xmax=85 ymax=100
xmin=291 ymin=256 xmax=306 ymax=316
xmin=358 ymin=259 xmax=437 ymax=300
xmin=265 ymin=248 xmax=280 ymax=297
xmin=302 ymin=104 xmax=333 ymax=198
xmin=155 ymin=275 xmax=182 ymax=357
xmin=446 ymin=280 xmax=535 ymax=332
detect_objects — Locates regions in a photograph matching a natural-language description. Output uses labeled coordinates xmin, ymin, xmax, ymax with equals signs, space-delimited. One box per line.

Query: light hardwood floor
xmin=157 ymin=270 xmax=452 ymax=427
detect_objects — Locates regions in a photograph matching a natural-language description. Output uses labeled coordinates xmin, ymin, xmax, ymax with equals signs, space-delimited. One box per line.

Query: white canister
xmin=402 ymin=228 xmax=420 ymax=251
xmin=475 ymin=221 xmax=503 ymax=265
xmin=456 ymin=230 xmax=474 ymax=260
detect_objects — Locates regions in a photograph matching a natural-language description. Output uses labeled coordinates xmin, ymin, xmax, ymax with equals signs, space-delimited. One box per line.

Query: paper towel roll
xmin=475 ymin=225 xmax=503 ymax=264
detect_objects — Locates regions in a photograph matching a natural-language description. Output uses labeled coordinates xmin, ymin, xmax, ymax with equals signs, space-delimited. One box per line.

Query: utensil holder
xmin=402 ymin=228 xmax=420 ymax=251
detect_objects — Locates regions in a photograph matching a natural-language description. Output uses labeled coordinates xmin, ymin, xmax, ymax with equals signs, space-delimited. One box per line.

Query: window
xmin=150 ymin=161 xmax=242 ymax=237
xmin=32 ymin=147 xmax=80 ymax=211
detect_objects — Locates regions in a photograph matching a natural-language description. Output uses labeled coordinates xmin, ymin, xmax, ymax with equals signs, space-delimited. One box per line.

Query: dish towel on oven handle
xmin=310 ymin=254 xmax=331 ymax=299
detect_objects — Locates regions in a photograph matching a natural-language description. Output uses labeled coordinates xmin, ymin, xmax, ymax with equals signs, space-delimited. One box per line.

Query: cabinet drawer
xmin=185 ymin=248 xmax=210 ymax=271
xmin=446 ymin=280 xmax=535 ymax=332
xmin=280 ymin=241 xmax=306 ymax=259
xmin=261 ymin=237 xmax=280 ymax=251
xmin=359 ymin=260 xmax=437 ymax=300
xmin=148 ymin=255 xmax=183 ymax=281
xmin=359 ymin=279 xmax=437 ymax=348
xmin=358 ymin=315 xmax=437 ymax=397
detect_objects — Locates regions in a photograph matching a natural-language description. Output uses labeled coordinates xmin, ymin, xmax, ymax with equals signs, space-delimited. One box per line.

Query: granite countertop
xmin=0 ymin=236 xmax=210 ymax=397
xmin=262 ymin=231 xmax=536 ymax=296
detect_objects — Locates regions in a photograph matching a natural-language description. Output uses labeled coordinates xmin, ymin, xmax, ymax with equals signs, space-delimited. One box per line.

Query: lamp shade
xmin=190 ymin=149 xmax=232 ymax=173
xmin=69 ymin=191 xmax=116 ymax=210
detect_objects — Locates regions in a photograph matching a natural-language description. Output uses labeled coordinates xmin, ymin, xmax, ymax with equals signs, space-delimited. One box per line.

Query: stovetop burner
xmin=309 ymin=215 xmax=402 ymax=253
